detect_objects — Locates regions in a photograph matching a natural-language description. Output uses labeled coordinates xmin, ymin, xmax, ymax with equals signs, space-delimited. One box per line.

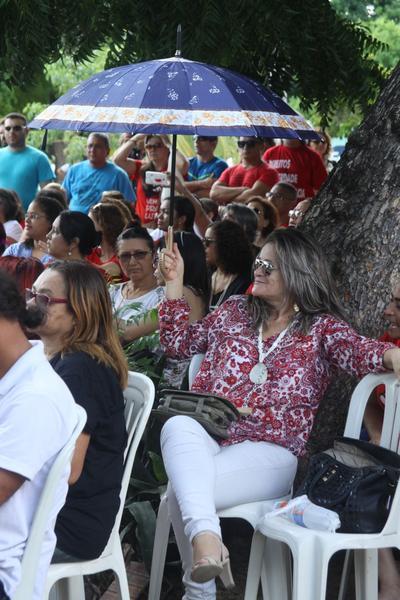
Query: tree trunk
xmin=301 ymin=63 xmax=400 ymax=455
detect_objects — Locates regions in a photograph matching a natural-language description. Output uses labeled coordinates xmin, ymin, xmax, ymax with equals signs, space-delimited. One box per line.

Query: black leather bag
xmin=296 ymin=437 xmax=400 ymax=533
xmin=152 ymin=389 xmax=240 ymax=440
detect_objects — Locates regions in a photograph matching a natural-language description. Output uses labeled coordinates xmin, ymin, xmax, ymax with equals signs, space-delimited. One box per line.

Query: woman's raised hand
xmin=159 ymin=243 xmax=185 ymax=299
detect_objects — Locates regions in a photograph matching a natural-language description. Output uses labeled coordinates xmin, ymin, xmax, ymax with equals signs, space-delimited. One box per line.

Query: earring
xmin=293 ymin=303 xmax=300 ymax=313
xmin=67 ymin=250 xmax=72 ymax=257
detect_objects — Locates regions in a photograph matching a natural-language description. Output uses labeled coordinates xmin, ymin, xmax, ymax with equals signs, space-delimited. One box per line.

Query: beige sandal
xmin=190 ymin=531 xmax=235 ymax=588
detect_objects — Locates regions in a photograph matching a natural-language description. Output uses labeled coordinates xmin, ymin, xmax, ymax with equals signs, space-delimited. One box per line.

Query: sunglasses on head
xmin=25 ymin=288 xmax=68 ymax=310
xmin=253 ymin=257 xmax=278 ymax=276
xmin=237 ymin=140 xmax=257 ymax=149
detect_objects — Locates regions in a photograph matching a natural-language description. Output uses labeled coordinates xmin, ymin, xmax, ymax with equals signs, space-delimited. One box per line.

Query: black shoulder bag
xmin=296 ymin=437 xmax=400 ymax=533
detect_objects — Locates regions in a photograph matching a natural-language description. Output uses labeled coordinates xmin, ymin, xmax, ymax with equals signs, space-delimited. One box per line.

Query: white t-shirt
xmin=4 ymin=220 xmax=23 ymax=243
xmin=109 ymin=283 xmax=165 ymax=324
xmin=0 ymin=341 xmax=78 ymax=599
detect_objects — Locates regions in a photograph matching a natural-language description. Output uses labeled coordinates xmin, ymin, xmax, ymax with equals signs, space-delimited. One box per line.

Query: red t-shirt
xmin=263 ymin=144 xmax=327 ymax=200
xmin=218 ymin=163 xmax=279 ymax=191
xmin=87 ymin=247 xmax=127 ymax=284
xmin=131 ymin=160 xmax=166 ymax=225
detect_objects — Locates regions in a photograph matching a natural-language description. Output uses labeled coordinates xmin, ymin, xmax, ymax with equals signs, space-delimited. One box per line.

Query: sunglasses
xmin=237 ymin=140 xmax=257 ymax=149
xmin=118 ymin=250 xmax=152 ymax=263
xmin=25 ymin=288 xmax=68 ymax=310
xmin=203 ymin=238 xmax=217 ymax=248
xmin=145 ymin=143 xmax=164 ymax=150
xmin=254 ymin=257 xmax=278 ymax=276
xmin=288 ymin=209 xmax=305 ymax=218
xmin=5 ymin=125 xmax=25 ymax=132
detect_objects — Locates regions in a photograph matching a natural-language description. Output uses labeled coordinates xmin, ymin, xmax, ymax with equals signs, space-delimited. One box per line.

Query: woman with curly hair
xmin=88 ymin=202 xmax=130 ymax=282
xmin=204 ymin=220 xmax=253 ymax=311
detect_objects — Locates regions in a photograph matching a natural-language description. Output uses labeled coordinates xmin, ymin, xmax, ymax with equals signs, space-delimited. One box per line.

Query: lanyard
xmin=257 ymin=323 xmax=289 ymax=364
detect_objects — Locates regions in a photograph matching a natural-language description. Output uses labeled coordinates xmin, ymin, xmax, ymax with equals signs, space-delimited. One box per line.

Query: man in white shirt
xmin=0 ymin=271 xmax=78 ymax=600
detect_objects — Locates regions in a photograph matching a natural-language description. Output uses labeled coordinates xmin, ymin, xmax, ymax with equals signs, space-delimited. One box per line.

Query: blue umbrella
xmin=30 ymin=61 xmax=318 ymax=141
xmin=30 ymin=39 xmax=320 ymax=231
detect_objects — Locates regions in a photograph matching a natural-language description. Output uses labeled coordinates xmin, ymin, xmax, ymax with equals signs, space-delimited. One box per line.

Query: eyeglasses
xmin=4 ymin=125 xmax=25 ymax=132
xmin=288 ymin=209 xmax=305 ymax=218
xmin=254 ymin=257 xmax=278 ymax=276
xmin=203 ymin=238 xmax=217 ymax=248
xmin=25 ymin=212 xmax=46 ymax=221
xmin=145 ymin=143 xmax=164 ymax=150
xmin=118 ymin=250 xmax=152 ymax=263
xmin=25 ymin=288 xmax=68 ymax=310
xmin=237 ymin=140 xmax=257 ymax=149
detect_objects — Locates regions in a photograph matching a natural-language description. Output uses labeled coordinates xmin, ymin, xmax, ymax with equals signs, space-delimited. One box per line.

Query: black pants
xmin=0 ymin=581 xmax=9 ymax=600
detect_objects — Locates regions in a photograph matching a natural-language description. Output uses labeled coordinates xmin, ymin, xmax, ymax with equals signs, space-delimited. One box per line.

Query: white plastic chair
xmin=45 ymin=371 xmax=155 ymax=600
xmin=13 ymin=404 xmax=87 ymax=600
xmin=148 ymin=353 xmax=291 ymax=600
xmin=246 ymin=372 xmax=400 ymax=600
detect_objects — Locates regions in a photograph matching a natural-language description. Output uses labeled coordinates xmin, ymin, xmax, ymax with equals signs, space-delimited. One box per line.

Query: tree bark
xmin=301 ymin=63 xmax=400 ymax=455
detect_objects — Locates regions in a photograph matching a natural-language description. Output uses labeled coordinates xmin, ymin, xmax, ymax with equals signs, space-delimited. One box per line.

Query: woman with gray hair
xmin=157 ymin=228 xmax=400 ymax=600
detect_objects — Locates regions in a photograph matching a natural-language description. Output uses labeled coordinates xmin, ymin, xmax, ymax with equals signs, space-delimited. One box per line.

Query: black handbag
xmin=152 ymin=389 xmax=240 ymax=440
xmin=296 ymin=437 xmax=400 ymax=533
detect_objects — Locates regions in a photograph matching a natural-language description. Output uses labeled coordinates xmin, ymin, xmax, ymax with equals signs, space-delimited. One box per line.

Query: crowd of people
xmin=0 ymin=110 xmax=398 ymax=600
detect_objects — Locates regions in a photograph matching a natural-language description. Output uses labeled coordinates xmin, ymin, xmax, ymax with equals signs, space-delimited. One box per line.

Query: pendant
xmin=249 ymin=362 xmax=268 ymax=384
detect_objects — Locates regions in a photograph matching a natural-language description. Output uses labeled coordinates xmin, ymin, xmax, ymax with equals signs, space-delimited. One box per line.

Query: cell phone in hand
xmin=145 ymin=171 xmax=169 ymax=186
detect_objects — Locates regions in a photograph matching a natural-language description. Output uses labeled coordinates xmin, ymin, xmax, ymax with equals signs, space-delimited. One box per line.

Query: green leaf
xmin=127 ymin=501 xmax=157 ymax=572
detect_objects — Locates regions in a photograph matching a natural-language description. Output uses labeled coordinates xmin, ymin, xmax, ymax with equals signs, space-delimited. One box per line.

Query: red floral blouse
xmin=159 ymin=296 xmax=393 ymax=456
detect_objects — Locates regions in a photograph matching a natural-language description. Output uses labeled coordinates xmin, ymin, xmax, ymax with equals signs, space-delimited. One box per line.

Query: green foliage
xmin=0 ymin=0 xmax=389 ymax=125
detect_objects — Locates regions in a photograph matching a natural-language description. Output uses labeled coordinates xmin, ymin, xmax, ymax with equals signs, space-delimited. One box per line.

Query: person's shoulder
xmin=53 ymin=350 xmax=103 ymax=374
xmin=25 ymin=145 xmax=51 ymax=161
xmin=2 ymin=242 xmax=28 ymax=256
xmin=68 ymin=160 xmax=88 ymax=174
xmin=227 ymin=163 xmax=242 ymax=173
xmin=214 ymin=156 xmax=228 ymax=167
xmin=108 ymin=160 xmax=129 ymax=176
xmin=263 ymin=145 xmax=280 ymax=158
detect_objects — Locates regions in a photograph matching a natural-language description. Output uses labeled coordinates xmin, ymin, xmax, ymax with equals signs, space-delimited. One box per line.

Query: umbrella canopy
xmin=30 ymin=56 xmax=319 ymax=141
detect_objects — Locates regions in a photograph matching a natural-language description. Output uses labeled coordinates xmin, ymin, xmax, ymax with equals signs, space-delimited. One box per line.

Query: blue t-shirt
xmin=63 ymin=160 xmax=135 ymax=214
xmin=0 ymin=146 xmax=54 ymax=211
xmin=188 ymin=156 xmax=228 ymax=182
xmin=2 ymin=242 xmax=53 ymax=264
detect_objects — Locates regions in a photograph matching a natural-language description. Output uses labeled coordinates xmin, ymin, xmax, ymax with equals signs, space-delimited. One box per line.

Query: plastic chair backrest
xmin=13 ymin=404 xmax=87 ymax=600
xmin=343 ymin=372 xmax=400 ymax=536
xmin=101 ymin=370 xmax=155 ymax=555
xmin=188 ymin=353 xmax=205 ymax=389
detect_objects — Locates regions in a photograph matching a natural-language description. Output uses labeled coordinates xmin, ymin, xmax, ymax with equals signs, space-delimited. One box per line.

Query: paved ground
xmin=101 ymin=520 xmax=356 ymax=599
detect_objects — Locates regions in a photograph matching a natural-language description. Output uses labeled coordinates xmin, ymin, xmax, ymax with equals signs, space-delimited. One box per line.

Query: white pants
xmin=161 ymin=416 xmax=298 ymax=600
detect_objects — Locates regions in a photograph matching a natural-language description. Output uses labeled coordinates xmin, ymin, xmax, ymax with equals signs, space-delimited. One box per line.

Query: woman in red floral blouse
xmin=158 ymin=228 xmax=400 ymax=599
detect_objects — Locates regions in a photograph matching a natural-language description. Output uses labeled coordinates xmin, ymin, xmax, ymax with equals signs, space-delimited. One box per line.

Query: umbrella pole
xmin=167 ymin=133 xmax=178 ymax=252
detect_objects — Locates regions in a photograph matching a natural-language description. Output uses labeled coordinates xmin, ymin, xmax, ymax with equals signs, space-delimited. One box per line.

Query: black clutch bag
xmin=152 ymin=389 xmax=240 ymax=440
xmin=296 ymin=437 xmax=400 ymax=533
